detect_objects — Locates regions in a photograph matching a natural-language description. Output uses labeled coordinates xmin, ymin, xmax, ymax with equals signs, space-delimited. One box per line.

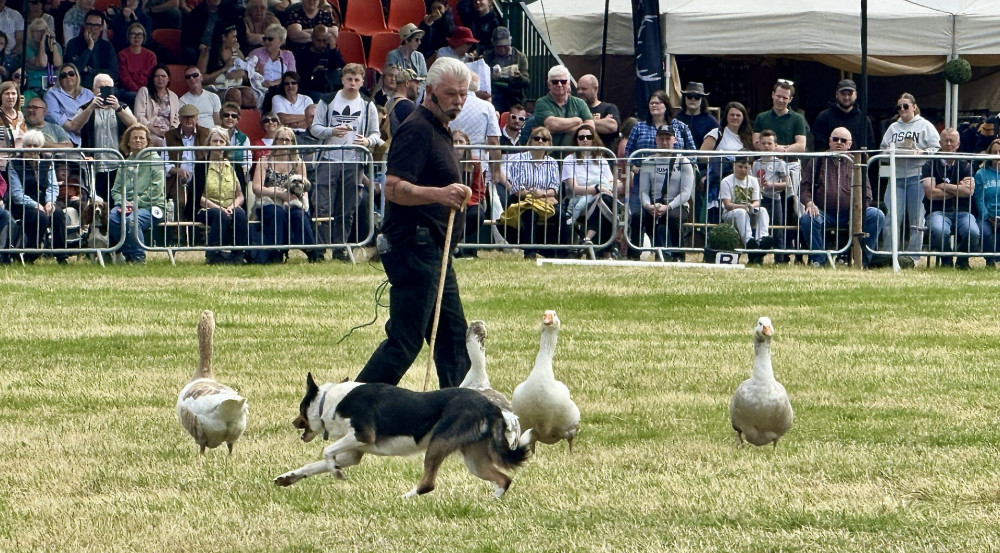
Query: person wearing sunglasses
xmin=533 ymin=65 xmax=593 ymax=151
xmin=179 ymin=65 xmax=222 ymax=128
xmin=385 ymin=24 xmax=428 ymax=88
xmin=563 ymin=124 xmax=616 ymax=253
xmin=500 ymin=104 xmax=527 ymax=149
xmin=249 ymin=23 xmax=296 ymax=92
xmin=501 ymin=127 xmax=562 ymax=259
xmin=272 ymin=71 xmax=315 ymax=135
xmin=43 ymin=63 xmax=93 ymax=146
xmin=879 ymin=92 xmax=940 ymax=263
xmin=674 ymin=81 xmax=717 ymax=145
xmin=218 ymin=101 xmax=251 ymax=176
xmin=800 ymin=127 xmax=885 ymax=268
xmin=64 ymin=10 xmax=118 ymax=90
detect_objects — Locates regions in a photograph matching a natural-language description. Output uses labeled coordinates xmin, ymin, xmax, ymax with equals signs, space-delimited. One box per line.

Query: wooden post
xmin=851 ymin=153 xmax=864 ymax=268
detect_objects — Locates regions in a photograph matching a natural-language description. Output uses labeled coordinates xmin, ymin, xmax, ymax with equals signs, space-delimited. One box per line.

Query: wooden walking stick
xmin=424 ymin=186 xmax=473 ymax=391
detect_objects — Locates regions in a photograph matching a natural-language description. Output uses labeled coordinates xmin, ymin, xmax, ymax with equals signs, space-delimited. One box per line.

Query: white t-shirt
xmin=560 ymin=154 xmax=613 ymax=191
xmin=706 ymin=127 xmax=746 ymax=151
xmin=180 ymin=90 xmax=222 ymax=129
xmin=272 ymin=94 xmax=314 ymax=116
xmin=752 ymin=157 xmax=788 ymax=199
xmin=720 ymin=174 xmax=761 ymax=211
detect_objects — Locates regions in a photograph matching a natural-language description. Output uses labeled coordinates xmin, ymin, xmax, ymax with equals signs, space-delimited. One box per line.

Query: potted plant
xmin=703 ymin=223 xmax=742 ymax=264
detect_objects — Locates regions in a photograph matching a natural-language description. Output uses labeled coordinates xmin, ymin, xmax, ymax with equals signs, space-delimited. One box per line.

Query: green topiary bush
xmin=944 ymin=58 xmax=972 ymax=85
xmin=707 ymin=223 xmax=742 ymax=251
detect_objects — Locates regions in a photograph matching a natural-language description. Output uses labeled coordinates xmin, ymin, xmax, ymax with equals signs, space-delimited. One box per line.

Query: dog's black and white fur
xmin=274 ymin=373 xmax=534 ymax=498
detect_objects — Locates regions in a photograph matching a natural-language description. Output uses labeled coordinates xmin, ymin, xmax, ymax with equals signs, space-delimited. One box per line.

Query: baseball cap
xmin=655 ymin=124 xmax=675 ymax=136
xmin=397 ymin=68 xmax=424 ymax=82
xmin=492 ymin=26 xmax=512 ymax=47
xmin=837 ymin=79 xmax=857 ymax=92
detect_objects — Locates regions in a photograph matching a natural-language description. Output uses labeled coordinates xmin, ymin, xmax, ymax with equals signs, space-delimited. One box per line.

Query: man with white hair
xmin=534 ymin=64 xmax=593 ymax=151
xmin=356 ymin=57 xmax=474 ymax=389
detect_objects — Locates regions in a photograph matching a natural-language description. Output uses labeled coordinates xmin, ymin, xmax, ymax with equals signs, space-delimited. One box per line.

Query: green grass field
xmin=2 ymin=253 xmax=1000 ymax=552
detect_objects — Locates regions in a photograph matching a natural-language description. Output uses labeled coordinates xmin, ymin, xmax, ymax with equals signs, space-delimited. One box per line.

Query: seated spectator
xmin=635 ymin=125 xmax=692 ymax=261
xmin=241 ymin=0 xmax=280 ymax=54
xmin=109 ymin=123 xmax=164 ymax=264
xmin=179 ymin=65 xmax=221 ymax=128
xmin=386 ymin=68 xmax=421 ymax=137
xmin=720 ymin=157 xmax=770 ymax=263
xmin=107 ymin=0 xmax=153 ymax=51
xmin=64 ymin=10 xmax=119 ymax=89
xmin=219 ymin=101 xmax=251 ymax=175
xmin=699 ymin=101 xmax=754 ymax=223
xmin=0 ymin=82 xmax=26 ymax=171
xmin=165 ymin=103 xmax=210 ymax=219
xmin=193 ymin=126 xmax=250 ymax=264
xmin=26 ymin=0 xmax=55 ymax=34
xmin=457 ymin=0 xmax=501 ymax=53
xmin=453 ymin=129 xmax=484 ymax=254
xmin=502 ymin=126 xmax=562 ymax=259
xmin=296 ymin=24 xmax=343 ymax=100
xmin=251 ymin=125 xmax=321 ymax=263
xmin=675 ymin=82 xmax=718 ymax=145
xmin=250 ymin=112 xmax=280 ymax=162
xmin=284 ymin=0 xmax=339 ymax=53
xmin=562 ymin=124 xmax=616 ymax=252
xmin=25 ymin=96 xmax=73 ymax=147
xmin=62 ymin=0 xmax=95 ymax=47
xmin=372 ymin=64 xmax=398 ymax=107
xmin=0 ymin=32 xmax=16 ymax=82
xmin=117 ymin=23 xmax=157 ymax=105
xmin=44 ymin=63 xmax=94 ymax=146
xmin=133 ymin=63 xmax=179 ymax=147
xmin=201 ymin=24 xmax=259 ymax=109
xmin=180 ymin=0 xmax=241 ymax=66
xmin=24 ymin=19 xmax=62 ymax=98
xmin=272 ymin=71 xmax=316 ymax=136
xmin=385 ymin=24 xmax=428 ymax=84
xmin=753 ymin=130 xmax=790 ymax=263
xmin=922 ymin=127 xmax=978 ymax=269
xmin=975 ymin=138 xmax=1000 ymax=267
xmin=799 ymin=127 xmax=885 ymax=268
xmin=9 ymin=130 xmax=69 ymax=264
xmin=138 ymin=0 xmax=182 ymax=33
xmin=418 ymin=0 xmax=455 ymax=59
xmin=0 ymin=170 xmax=10 ymax=263
xmin=66 ymin=72 xmax=138 ymax=204
xmin=435 ymin=26 xmax=477 ymax=62
xmin=482 ymin=26 xmax=528 ymax=113
xmin=250 ymin=23 xmax=296 ymax=92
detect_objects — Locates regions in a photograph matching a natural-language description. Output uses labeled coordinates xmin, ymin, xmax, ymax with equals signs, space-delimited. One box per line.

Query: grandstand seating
xmin=387 ymin=0 xmax=426 ymax=32
xmin=167 ymin=64 xmax=188 ymax=97
xmin=367 ymin=32 xmax=401 ymax=73
xmin=238 ymin=109 xmax=264 ymax=142
xmin=337 ymin=30 xmax=367 ymax=67
xmin=343 ymin=0 xmax=388 ymax=37
xmin=152 ymin=29 xmax=183 ymax=62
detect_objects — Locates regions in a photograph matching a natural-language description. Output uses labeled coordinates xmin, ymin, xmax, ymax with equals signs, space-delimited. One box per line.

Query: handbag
xmin=498 ymin=197 xmax=556 ymax=229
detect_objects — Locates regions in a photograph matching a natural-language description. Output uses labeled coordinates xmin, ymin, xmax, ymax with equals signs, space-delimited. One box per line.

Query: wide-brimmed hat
xmin=680 ymin=81 xmax=709 ymax=96
xmin=178 ymin=104 xmax=199 ymax=117
xmin=398 ymin=23 xmax=424 ymax=43
xmin=447 ymin=26 xmax=478 ymax=48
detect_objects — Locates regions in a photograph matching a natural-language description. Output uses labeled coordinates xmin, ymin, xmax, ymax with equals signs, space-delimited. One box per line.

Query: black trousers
xmin=356 ymin=241 xmax=471 ymax=388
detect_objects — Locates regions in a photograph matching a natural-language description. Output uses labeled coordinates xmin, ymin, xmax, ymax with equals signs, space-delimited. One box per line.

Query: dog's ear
xmin=306 ymin=372 xmax=318 ymax=392
xmin=339 ymin=377 xmax=351 ymax=383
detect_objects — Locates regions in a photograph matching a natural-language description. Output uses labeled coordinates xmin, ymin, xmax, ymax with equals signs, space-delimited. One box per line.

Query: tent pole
xmin=859 ymin=0 xmax=868 ymax=150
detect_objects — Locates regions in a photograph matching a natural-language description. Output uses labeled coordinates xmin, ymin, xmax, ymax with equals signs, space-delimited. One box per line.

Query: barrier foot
xmin=167 ymin=248 xmax=177 ymax=266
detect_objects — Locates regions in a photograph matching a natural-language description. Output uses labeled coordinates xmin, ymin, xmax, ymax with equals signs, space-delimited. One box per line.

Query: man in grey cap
xmin=483 ymin=26 xmax=528 ymax=112
xmin=811 ymin=78 xmax=876 ymax=152
xmin=674 ymin=81 xmax=718 ymax=144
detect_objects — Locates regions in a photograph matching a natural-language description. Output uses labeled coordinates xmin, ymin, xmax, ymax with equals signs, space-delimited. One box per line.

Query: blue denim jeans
xmin=109 ymin=207 xmax=154 ymax=262
xmin=980 ymin=218 xmax=1000 ymax=264
xmin=799 ymin=207 xmax=885 ymax=265
xmin=927 ymin=211 xmax=980 ymax=256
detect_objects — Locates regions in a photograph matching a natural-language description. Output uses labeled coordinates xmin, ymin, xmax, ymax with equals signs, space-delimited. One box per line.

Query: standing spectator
xmin=9 ymin=131 xmax=68 ymax=264
xmin=451 ymin=129 xmax=483 ymax=254
xmin=699 ymin=101 xmax=754 ymax=223
xmin=0 ymin=0 xmax=23 ymax=56
xmin=451 ymin=73 xmax=500 ymax=181
xmin=386 ymin=68 xmax=421 ymax=137
xmin=179 ymin=66 xmax=222 ymax=128
xmin=355 ymin=57 xmax=474 ymax=388
xmin=720 ymin=156 xmax=769 ymax=262
xmin=880 ymin=92 xmax=940 ymax=262
xmin=24 ymin=19 xmax=62 ymax=97
xmin=457 ymin=0 xmax=501 ymax=53
xmin=753 ymin=130 xmax=790 ymax=263
xmin=180 ymin=0 xmax=241 ymax=66
xmin=62 ymin=0 xmax=95 ymax=48
xmin=108 ymin=0 xmax=153 ymax=52
xmin=482 ymin=26 xmax=527 ymax=113
xmin=202 ymin=24 xmax=259 ymax=108
xmin=636 ymin=125 xmax=693 ymax=260
xmin=272 ymin=71 xmax=315 ymax=137
xmin=921 ymin=128 xmax=978 ymax=269
xmin=193 ymin=126 xmax=250 ymax=264
xmin=165 ymin=104 xmax=210 ymax=219
xmin=296 ymin=24 xmax=343 ymax=100
xmin=249 ymin=24 xmax=296 ymax=92
xmin=674 ymin=81 xmax=717 ymax=145
xmin=752 ymin=80 xmax=807 ymax=153
xmin=109 ymin=123 xmax=164 ymax=264
xmin=499 ymin=103 xmax=527 ymax=149
xmin=974 ymin=138 xmax=1000 ymax=267
xmin=66 ymin=73 xmax=137 ymax=204
xmin=25 ymin=96 xmax=74 ymax=147
xmin=240 ymin=0 xmax=280 ymax=53
xmin=372 ymin=65 xmax=399 ymax=107
xmin=434 ymin=26 xmax=477 ymax=62
xmin=64 ymin=10 xmax=119 ymax=89
xmin=576 ymin=74 xmax=620 ymax=151
xmin=0 ymin=81 xmax=26 ymax=172
xmin=117 ymin=23 xmax=157 ymax=105
xmin=309 ymin=63 xmax=383 ymax=259
xmin=417 ymin=0 xmax=455 ymax=58
xmin=534 ymin=65 xmax=592 ymax=150
xmin=799 ymin=127 xmax=885 ymax=268
xmin=133 ymin=64 xmax=179 ymax=147
xmin=284 ymin=0 xmax=339 ymax=53
xmin=385 ymin=24 xmax=428 ymax=83
xmin=812 ymin=79 xmax=876 ymax=152
xmin=44 ymin=63 xmax=94 ymax=146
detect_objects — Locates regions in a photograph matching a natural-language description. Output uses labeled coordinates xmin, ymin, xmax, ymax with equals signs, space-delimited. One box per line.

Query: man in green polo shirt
xmin=533 ymin=64 xmax=593 ymax=152
xmin=752 ymin=80 xmax=807 ymax=153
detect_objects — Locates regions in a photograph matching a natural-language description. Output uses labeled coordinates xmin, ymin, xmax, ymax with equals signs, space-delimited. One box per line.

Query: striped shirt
xmin=502 ymin=152 xmax=560 ymax=195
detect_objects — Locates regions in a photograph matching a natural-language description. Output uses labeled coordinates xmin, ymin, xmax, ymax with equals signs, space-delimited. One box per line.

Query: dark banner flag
xmin=632 ymin=0 xmax=663 ymax=121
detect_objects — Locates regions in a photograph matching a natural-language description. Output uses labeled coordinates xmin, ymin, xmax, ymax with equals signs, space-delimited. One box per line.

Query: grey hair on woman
xmin=22 ymin=129 xmax=45 ymax=148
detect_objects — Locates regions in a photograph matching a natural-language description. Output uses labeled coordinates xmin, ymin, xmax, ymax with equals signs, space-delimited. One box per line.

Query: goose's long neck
xmin=465 ymin=339 xmax=490 ymax=388
xmin=195 ymin=319 xmax=213 ymax=380
xmin=752 ymin=339 xmax=773 ymax=380
xmin=531 ymin=328 xmax=559 ymax=380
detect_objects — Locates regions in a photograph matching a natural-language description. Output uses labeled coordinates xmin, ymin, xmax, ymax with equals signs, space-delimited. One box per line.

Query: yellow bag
xmin=498 ymin=198 xmax=557 ymax=229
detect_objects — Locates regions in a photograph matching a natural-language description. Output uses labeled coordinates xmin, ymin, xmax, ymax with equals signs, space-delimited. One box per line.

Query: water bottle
xmin=166 ymin=199 xmax=175 ymax=223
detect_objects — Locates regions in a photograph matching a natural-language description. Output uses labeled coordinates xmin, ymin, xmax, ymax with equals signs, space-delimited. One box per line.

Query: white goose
xmin=176 ymin=310 xmax=249 ymax=454
xmin=461 ymin=320 xmax=527 ymax=449
xmin=511 ymin=310 xmax=580 ymax=452
xmin=729 ymin=316 xmax=793 ymax=448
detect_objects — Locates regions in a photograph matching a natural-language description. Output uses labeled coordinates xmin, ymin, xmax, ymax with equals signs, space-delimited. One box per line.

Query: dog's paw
xmin=273 ymin=472 xmax=301 ymax=487
xmin=333 ymin=468 xmax=346 ymax=480
xmin=492 ymin=483 xmax=508 ymax=499
xmin=402 ymin=487 xmax=419 ymax=499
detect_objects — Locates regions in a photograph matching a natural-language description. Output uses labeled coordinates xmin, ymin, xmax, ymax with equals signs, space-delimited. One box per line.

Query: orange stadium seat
xmin=387 ymin=0 xmax=427 ymax=32
xmin=152 ymin=29 xmax=183 ymax=61
xmin=343 ymin=0 xmax=388 ymax=37
xmin=337 ymin=29 xmax=367 ymax=67
xmin=167 ymin=64 xmax=189 ymax=97
xmin=238 ymin=109 xmax=264 ymax=142
xmin=367 ymin=32 xmax=401 ymax=73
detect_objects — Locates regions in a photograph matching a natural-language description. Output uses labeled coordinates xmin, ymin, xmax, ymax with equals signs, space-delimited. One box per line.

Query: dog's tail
xmin=490 ymin=417 xmax=533 ymax=469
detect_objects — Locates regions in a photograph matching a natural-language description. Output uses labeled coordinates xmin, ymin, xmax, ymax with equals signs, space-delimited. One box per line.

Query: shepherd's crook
xmin=424 ymin=187 xmax=473 ymax=391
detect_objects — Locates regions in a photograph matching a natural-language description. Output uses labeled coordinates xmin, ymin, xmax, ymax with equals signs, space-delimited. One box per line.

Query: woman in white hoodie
xmin=880 ymin=92 xmax=940 ymax=260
